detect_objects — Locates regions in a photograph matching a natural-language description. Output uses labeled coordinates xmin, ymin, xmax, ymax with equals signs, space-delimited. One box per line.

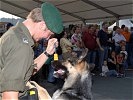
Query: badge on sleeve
xmin=23 ymin=38 xmax=29 ymax=44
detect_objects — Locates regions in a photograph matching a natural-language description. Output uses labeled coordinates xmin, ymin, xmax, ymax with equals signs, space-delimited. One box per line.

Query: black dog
xmin=52 ymin=48 xmax=93 ymax=100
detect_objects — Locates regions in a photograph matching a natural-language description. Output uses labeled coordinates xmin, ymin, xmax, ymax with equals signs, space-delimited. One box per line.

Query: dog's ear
xmin=77 ymin=48 xmax=88 ymax=63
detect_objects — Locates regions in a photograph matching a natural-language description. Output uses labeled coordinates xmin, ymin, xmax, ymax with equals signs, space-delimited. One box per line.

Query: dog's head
xmin=52 ymin=48 xmax=93 ymax=100
xmin=52 ymin=48 xmax=93 ymax=78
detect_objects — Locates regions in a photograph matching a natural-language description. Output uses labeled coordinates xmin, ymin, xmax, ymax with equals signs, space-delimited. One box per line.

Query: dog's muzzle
xmin=51 ymin=61 xmax=67 ymax=79
xmin=53 ymin=69 xmax=65 ymax=78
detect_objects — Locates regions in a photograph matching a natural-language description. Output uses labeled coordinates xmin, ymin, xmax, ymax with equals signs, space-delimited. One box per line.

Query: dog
xmin=52 ymin=48 xmax=93 ymax=100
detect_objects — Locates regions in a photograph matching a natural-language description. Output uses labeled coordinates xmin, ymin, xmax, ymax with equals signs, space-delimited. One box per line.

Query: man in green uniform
xmin=0 ymin=2 xmax=63 ymax=100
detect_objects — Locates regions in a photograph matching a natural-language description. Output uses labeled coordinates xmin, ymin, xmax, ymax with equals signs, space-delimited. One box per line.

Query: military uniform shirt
xmin=0 ymin=22 xmax=34 ymax=97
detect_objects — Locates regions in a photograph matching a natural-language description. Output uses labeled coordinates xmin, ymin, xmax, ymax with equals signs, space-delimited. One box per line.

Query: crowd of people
xmin=1 ymin=21 xmax=133 ymax=82
xmin=33 ymin=22 xmax=133 ymax=83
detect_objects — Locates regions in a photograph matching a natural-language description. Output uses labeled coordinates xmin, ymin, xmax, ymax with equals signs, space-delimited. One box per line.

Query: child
xmin=100 ymin=60 xmax=109 ymax=77
xmin=116 ymin=53 xmax=125 ymax=77
xmin=120 ymin=46 xmax=128 ymax=69
xmin=107 ymin=51 xmax=118 ymax=77
xmin=101 ymin=60 xmax=118 ymax=77
xmin=108 ymin=51 xmax=117 ymax=70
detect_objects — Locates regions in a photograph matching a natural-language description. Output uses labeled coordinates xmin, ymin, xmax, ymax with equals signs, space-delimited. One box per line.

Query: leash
xmin=54 ymin=43 xmax=58 ymax=61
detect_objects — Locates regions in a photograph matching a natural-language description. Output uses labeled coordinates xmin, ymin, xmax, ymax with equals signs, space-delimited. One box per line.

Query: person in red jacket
xmin=82 ymin=25 xmax=98 ymax=65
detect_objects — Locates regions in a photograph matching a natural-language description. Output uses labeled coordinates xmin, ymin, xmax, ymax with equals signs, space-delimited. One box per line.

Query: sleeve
xmin=71 ymin=34 xmax=77 ymax=44
xmin=122 ymin=35 xmax=126 ymax=41
xmin=60 ymin=38 xmax=64 ymax=47
xmin=97 ymin=30 xmax=101 ymax=38
xmin=64 ymin=38 xmax=72 ymax=47
xmin=125 ymin=51 xmax=128 ymax=56
xmin=1 ymin=35 xmax=32 ymax=92
xmin=112 ymin=35 xmax=115 ymax=40
xmin=113 ymin=35 xmax=119 ymax=43
xmin=71 ymin=35 xmax=75 ymax=44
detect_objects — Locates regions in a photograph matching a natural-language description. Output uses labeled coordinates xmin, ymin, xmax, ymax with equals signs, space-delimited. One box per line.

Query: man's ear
xmin=39 ymin=21 xmax=47 ymax=31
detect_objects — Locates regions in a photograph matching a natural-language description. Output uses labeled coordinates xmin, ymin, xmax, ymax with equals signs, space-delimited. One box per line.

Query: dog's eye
xmin=68 ymin=59 xmax=71 ymax=63
xmin=68 ymin=60 xmax=75 ymax=66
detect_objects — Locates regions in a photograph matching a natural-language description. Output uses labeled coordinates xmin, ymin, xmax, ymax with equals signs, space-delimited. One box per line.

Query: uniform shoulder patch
xmin=22 ymin=37 xmax=28 ymax=44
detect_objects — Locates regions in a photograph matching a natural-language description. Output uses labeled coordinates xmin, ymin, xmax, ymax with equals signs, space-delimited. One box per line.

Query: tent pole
xmin=116 ymin=18 xmax=119 ymax=27
xmin=82 ymin=20 xmax=86 ymax=25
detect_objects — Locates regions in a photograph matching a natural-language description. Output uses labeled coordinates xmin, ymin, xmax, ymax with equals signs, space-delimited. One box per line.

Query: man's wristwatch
xmin=44 ymin=51 xmax=51 ymax=57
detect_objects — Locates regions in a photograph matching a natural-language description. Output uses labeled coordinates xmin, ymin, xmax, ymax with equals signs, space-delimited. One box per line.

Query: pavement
xmin=39 ymin=70 xmax=133 ymax=100
xmin=92 ymin=70 xmax=133 ymax=100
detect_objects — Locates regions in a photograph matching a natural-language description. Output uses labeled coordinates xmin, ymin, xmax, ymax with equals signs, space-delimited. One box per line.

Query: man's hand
xmin=100 ymin=47 xmax=104 ymax=51
xmin=45 ymin=38 xmax=58 ymax=55
xmin=2 ymin=91 xmax=19 ymax=100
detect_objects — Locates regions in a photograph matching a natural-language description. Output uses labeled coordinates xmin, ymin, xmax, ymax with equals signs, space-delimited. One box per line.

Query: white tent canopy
xmin=108 ymin=19 xmax=133 ymax=31
xmin=0 ymin=0 xmax=133 ymax=24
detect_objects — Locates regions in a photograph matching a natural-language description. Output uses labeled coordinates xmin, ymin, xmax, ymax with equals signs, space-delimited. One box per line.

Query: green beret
xmin=41 ymin=2 xmax=63 ymax=34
